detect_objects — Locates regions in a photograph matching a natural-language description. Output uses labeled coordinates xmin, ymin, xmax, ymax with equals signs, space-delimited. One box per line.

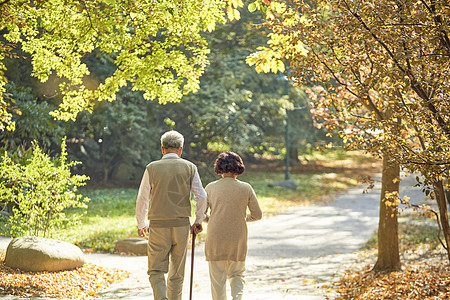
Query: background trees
xmin=1 ymin=0 xmax=329 ymax=185
xmin=0 ymin=0 xmax=241 ymax=129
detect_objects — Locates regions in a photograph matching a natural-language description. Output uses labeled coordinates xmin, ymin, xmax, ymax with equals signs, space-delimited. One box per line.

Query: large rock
xmin=4 ymin=236 xmax=85 ymax=272
xmin=268 ymin=180 xmax=298 ymax=189
xmin=115 ymin=238 xmax=148 ymax=255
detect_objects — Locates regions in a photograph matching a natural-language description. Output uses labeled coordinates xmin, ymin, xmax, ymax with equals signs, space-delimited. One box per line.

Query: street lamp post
xmin=285 ymin=109 xmax=290 ymax=180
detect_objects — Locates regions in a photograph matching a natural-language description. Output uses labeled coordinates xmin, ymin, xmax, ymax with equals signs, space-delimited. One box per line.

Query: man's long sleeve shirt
xmin=136 ymin=153 xmax=207 ymax=229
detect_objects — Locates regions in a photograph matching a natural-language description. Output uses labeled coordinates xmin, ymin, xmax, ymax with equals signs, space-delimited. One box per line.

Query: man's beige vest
xmin=146 ymin=156 xmax=196 ymax=228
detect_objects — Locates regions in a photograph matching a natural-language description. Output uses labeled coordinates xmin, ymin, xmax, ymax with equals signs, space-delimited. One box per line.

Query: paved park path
xmin=0 ymin=174 xmax=427 ymax=300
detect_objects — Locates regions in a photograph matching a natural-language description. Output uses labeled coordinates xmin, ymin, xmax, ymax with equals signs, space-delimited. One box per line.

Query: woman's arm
xmin=246 ymin=187 xmax=262 ymax=222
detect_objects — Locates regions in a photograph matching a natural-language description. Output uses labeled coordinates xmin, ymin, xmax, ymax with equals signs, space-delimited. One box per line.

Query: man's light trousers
xmin=147 ymin=225 xmax=190 ymax=300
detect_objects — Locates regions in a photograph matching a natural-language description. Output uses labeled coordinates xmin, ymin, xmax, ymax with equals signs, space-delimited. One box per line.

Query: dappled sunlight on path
xmin=0 ymin=174 xmax=428 ymax=299
xmin=241 ymin=180 xmax=381 ymax=298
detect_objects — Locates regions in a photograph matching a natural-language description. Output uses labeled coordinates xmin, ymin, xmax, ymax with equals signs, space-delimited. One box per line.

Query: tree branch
xmin=420 ymin=0 xmax=450 ymax=53
xmin=311 ymin=46 xmax=385 ymax=121
xmin=341 ymin=0 xmax=450 ymax=137
xmin=80 ymin=0 xmax=99 ymax=34
xmin=400 ymin=197 xmax=447 ymax=250
xmin=395 ymin=89 xmax=427 ymax=150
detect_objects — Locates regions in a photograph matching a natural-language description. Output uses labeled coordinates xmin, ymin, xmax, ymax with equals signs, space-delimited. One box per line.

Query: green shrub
xmin=0 ymin=138 xmax=90 ymax=237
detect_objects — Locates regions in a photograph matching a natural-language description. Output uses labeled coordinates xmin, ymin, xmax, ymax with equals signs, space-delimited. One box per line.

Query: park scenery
xmin=0 ymin=0 xmax=450 ymax=299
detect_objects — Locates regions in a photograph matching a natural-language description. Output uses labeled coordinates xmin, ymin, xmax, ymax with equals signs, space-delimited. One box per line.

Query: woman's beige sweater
xmin=204 ymin=178 xmax=262 ymax=261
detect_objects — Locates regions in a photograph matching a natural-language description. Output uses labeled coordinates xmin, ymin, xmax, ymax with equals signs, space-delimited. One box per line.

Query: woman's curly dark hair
xmin=214 ymin=151 xmax=245 ymax=175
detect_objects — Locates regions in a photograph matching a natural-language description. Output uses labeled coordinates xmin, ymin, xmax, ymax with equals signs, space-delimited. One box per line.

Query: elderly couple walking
xmin=136 ymin=130 xmax=262 ymax=300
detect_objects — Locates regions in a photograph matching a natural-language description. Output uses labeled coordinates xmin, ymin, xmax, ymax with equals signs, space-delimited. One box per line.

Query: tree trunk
xmin=445 ymin=185 xmax=450 ymax=207
xmin=373 ymin=154 xmax=401 ymax=272
xmin=433 ymin=180 xmax=450 ymax=262
xmin=102 ymin=167 xmax=109 ymax=185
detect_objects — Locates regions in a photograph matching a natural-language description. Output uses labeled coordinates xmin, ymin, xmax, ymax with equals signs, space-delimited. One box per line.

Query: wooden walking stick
xmin=189 ymin=231 xmax=196 ymax=300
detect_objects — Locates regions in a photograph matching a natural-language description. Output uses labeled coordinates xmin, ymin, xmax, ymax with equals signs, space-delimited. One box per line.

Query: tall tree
xmin=247 ymin=0 xmax=450 ymax=270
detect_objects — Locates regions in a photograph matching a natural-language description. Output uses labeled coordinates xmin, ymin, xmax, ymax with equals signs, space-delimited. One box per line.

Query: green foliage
xmin=53 ymin=189 xmax=137 ymax=252
xmin=1 ymin=0 xmax=330 ymax=187
xmin=0 ymin=83 xmax=65 ymax=152
xmin=150 ymin=1 xmax=329 ymax=161
xmin=0 ymin=0 xmax=245 ymax=129
xmin=0 ymin=139 xmax=90 ymax=237
xmin=65 ymin=92 xmax=160 ymax=184
xmin=56 ymin=0 xmax=329 ymax=186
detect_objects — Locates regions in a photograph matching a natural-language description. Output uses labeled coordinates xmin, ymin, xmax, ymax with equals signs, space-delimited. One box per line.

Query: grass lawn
xmin=1 ymin=150 xmax=381 ymax=252
xmin=53 ymin=189 xmax=138 ymax=253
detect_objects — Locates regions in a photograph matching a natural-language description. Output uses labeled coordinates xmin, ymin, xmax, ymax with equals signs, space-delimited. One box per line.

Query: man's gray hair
xmin=161 ymin=130 xmax=184 ymax=149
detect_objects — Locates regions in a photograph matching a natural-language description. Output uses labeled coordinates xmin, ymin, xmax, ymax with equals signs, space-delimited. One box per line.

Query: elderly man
xmin=136 ymin=130 xmax=207 ymax=300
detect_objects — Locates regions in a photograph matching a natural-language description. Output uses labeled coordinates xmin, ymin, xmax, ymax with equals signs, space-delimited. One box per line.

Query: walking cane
xmin=189 ymin=231 xmax=196 ymax=300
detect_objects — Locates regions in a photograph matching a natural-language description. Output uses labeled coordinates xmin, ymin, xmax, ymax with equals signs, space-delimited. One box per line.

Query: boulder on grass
xmin=268 ymin=180 xmax=298 ymax=190
xmin=5 ymin=236 xmax=85 ymax=272
xmin=115 ymin=238 xmax=148 ymax=255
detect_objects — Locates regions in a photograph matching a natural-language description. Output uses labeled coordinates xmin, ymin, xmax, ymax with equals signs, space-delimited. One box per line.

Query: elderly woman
xmin=203 ymin=151 xmax=262 ymax=300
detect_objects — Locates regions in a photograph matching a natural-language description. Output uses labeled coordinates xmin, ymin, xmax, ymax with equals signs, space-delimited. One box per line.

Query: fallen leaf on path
xmin=328 ymin=262 xmax=450 ymax=299
xmin=303 ymin=279 xmax=316 ymax=284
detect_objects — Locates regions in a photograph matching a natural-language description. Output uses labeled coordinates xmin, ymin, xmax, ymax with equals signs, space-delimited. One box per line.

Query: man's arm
xmin=191 ymin=166 xmax=207 ymax=224
xmin=136 ymin=169 xmax=151 ymax=237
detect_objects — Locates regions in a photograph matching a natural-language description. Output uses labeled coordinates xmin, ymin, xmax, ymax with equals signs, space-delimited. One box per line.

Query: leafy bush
xmin=0 ymin=138 xmax=90 ymax=237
